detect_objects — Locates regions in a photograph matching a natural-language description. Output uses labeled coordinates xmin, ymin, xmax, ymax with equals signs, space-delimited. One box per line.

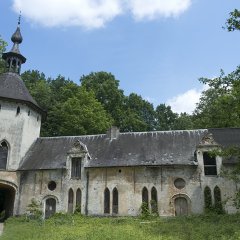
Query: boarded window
xmin=151 ymin=187 xmax=158 ymax=214
xmin=214 ymin=186 xmax=223 ymax=213
xmin=71 ymin=157 xmax=81 ymax=179
xmin=68 ymin=188 xmax=74 ymax=213
xmin=104 ymin=188 xmax=110 ymax=214
xmin=112 ymin=188 xmax=118 ymax=214
xmin=203 ymin=152 xmax=217 ymax=175
xmin=45 ymin=198 xmax=56 ymax=219
xmin=0 ymin=141 xmax=8 ymax=170
xmin=76 ymin=188 xmax=82 ymax=213
xmin=204 ymin=186 xmax=212 ymax=210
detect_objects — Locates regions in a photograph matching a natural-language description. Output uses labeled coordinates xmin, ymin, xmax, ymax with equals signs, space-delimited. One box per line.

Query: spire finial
xmin=18 ymin=11 xmax=21 ymax=26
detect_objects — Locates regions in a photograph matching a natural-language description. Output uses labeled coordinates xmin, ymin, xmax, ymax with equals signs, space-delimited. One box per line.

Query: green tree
xmin=173 ymin=112 xmax=194 ymax=130
xmin=0 ymin=36 xmax=7 ymax=74
xmin=55 ymin=87 xmax=112 ymax=136
xmin=155 ymin=104 xmax=178 ymax=131
xmin=193 ymin=67 xmax=240 ymax=128
xmin=225 ymin=9 xmax=240 ymax=31
xmin=80 ymin=72 xmax=125 ymax=127
xmin=123 ymin=93 xmax=156 ymax=131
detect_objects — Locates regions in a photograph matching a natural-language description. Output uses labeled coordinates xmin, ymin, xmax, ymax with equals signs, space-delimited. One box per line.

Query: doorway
xmin=45 ymin=198 xmax=56 ymax=219
xmin=0 ymin=183 xmax=15 ymax=221
xmin=174 ymin=197 xmax=188 ymax=216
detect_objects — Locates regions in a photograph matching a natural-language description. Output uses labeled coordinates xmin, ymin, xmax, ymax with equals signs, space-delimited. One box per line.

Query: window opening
xmin=203 ymin=152 xmax=217 ymax=175
xmin=204 ymin=186 xmax=212 ymax=211
xmin=151 ymin=187 xmax=158 ymax=214
xmin=112 ymin=188 xmax=118 ymax=214
xmin=104 ymin=188 xmax=110 ymax=214
xmin=16 ymin=106 xmax=20 ymax=115
xmin=71 ymin=157 xmax=81 ymax=179
xmin=214 ymin=186 xmax=223 ymax=213
xmin=48 ymin=181 xmax=57 ymax=191
xmin=0 ymin=141 xmax=8 ymax=170
xmin=68 ymin=188 xmax=74 ymax=213
xmin=76 ymin=188 xmax=82 ymax=213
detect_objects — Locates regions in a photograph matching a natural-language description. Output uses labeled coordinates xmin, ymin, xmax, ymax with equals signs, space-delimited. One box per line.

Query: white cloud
xmin=12 ymin=0 xmax=192 ymax=29
xmin=167 ymin=86 xmax=207 ymax=114
xmin=128 ymin=0 xmax=192 ymax=20
xmin=12 ymin=0 xmax=123 ymax=29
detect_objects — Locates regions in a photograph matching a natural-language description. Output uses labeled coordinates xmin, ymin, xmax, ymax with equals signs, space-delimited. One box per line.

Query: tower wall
xmin=0 ymin=100 xmax=41 ymax=170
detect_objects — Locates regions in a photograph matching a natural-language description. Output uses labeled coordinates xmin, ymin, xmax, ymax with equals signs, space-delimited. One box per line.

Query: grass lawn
xmin=1 ymin=213 xmax=240 ymax=240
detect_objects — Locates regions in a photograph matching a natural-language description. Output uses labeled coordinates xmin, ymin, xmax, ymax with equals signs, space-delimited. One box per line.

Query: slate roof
xmin=18 ymin=128 xmax=240 ymax=170
xmin=0 ymin=72 xmax=44 ymax=115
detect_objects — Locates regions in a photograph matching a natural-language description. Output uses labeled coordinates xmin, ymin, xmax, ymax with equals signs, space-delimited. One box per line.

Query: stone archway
xmin=0 ymin=183 xmax=16 ymax=221
xmin=172 ymin=194 xmax=191 ymax=216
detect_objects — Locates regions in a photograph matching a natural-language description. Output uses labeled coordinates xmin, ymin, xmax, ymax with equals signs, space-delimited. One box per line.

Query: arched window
xmin=16 ymin=106 xmax=20 ymax=115
xmin=0 ymin=141 xmax=8 ymax=169
xmin=151 ymin=187 xmax=158 ymax=214
xmin=214 ymin=186 xmax=223 ymax=213
xmin=68 ymin=188 xmax=74 ymax=214
xmin=112 ymin=187 xmax=118 ymax=214
xmin=104 ymin=188 xmax=110 ymax=214
xmin=142 ymin=187 xmax=149 ymax=205
xmin=204 ymin=186 xmax=212 ymax=211
xmin=76 ymin=188 xmax=82 ymax=213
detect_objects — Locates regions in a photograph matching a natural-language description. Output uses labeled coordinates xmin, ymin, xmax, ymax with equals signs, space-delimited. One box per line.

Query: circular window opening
xmin=174 ymin=178 xmax=186 ymax=189
xmin=48 ymin=181 xmax=57 ymax=191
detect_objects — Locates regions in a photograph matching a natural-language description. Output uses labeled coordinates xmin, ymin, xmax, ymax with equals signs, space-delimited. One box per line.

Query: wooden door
xmin=175 ymin=197 xmax=188 ymax=216
xmin=45 ymin=198 xmax=56 ymax=219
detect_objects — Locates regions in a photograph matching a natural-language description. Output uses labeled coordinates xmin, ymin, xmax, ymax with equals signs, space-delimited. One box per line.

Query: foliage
xmin=3 ymin=214 xmax=240 ymax=240
xmin=140 ymin=202 xmax=150 ymax=219
xmin=25 ymin=198 xmax=42 ymax=221
xmin=193 ymin=67 xmax=240 ymax=128
xmin=0 ymin=36 xmax=7 ymax=74
xmin=225 ymin=9 xmax=240 ymax=31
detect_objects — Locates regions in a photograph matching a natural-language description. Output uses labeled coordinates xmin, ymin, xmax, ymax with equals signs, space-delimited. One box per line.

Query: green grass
xmin=2 ymin=213 xmax=240 ymax=240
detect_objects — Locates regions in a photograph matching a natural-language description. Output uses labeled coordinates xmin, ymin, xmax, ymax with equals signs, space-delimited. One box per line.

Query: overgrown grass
xmin=2 ymin=213 xmax=240 ymax=240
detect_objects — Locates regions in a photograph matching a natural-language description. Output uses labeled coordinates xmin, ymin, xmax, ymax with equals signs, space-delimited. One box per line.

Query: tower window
xmin=16 ymin=106 xmax=20 ymax=115
xmin=203 ymin=152 xmax=217 ymax=176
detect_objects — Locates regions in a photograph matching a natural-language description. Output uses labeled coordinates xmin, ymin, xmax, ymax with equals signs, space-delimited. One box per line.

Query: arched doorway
xmin=45 ymin=198 xmax=56 ymax=219
xmin=0 ymin=183 xmax=16 ymax=221
xmin=174 ymin=197 xmax=188 ymax=216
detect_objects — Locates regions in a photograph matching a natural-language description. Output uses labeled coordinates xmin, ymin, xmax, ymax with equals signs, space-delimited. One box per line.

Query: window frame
xmin=203 ymin=152 xmax=217 ymax=176
xmin=71 ymin=157 xmax=82 ymax=179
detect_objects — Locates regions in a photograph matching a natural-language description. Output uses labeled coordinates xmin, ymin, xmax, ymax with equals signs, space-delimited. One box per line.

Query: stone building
xmin=0 ymin=23 xmax=239 ymax=220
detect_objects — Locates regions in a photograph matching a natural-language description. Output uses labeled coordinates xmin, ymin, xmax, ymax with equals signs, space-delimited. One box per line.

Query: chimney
xmin=106 ymin=126 xmax=120 ymax=140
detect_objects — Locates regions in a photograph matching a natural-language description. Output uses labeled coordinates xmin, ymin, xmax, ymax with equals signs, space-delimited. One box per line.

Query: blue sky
xmin=0 ymin=0 xmax=239 ymax=113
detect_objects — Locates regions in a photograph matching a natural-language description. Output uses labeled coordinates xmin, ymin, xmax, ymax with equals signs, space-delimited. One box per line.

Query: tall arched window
xmin=0 ymin=141 xmax=8 ymax=169
xmin=112 ymin=187 xmax=118 ymax=214
xmin=68 ymin=188 xmax=74 ymax=213
xmin=76 ymin=188 xmax=82 ymax=213
xmin=204 ymin=186 xmax=212 ymax=211
xmin=104 ymin=188 xmax=110 ymax=214
xmin=151 ymin=187 xmax=158 ymax=214
xmin=214 ymin=186 xmax=223 ymax=213
xmin=142 ymin=187 xmax=149 ymax=205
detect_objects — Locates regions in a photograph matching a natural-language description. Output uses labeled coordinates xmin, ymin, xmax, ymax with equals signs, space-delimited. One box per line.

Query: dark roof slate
xmin=0 ymin=72 xmax=44 ymax=114
xmin=19 ymin=129 xmax=210 ymax=170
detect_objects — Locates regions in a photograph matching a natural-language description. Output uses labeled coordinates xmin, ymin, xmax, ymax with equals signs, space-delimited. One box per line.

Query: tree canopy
xmin=225 ymin=9 xmax=240 ymax=31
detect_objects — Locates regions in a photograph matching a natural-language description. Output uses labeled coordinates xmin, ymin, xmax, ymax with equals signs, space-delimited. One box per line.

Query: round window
xmin=174 ymin=178 xmax=186 ymax=189
xmin=48 ymin=181 xmax=57 ymax=191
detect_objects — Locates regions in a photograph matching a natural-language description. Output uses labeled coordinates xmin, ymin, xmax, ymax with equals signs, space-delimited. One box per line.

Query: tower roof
xmin=0 ymin=72 xmax=45 ymax=116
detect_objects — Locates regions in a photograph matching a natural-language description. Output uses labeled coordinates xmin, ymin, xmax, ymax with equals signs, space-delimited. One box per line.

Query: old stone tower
xmin=0 ymin=23 xmax=240 ymax=220
xmin=0 ymin=21 xmax=44 ymax=219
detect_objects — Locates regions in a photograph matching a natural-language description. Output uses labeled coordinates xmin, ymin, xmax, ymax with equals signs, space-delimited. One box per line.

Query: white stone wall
xmin=0 ymin=100 xmax=41 ymax=170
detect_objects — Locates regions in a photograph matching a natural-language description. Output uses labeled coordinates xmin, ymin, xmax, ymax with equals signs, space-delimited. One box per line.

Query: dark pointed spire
xmin=2 ymin=13 xmax=26 ymax=74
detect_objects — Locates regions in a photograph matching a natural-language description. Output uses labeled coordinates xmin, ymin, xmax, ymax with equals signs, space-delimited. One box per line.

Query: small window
xmin=174 ymin=178 xmax=186 ymax=189
xmin=76 ymin=188 xmax=82 ymax=213
xmin=204 ymin=186 xmax=212 ymax=210
xmin=16 ymin=106 xmax=20 ymax=115
xmin=37 ymin=116 xmax=39 ymax=122
xmin=203 ymin=152 xmax=217 ymax=176
xmin=71 ymin=157 xmax=81 ymax=179
xmin=151 ymin=187 xmax=158 ymax=214
xmin=0 ymin=104 xmax=1 ymax=110
xmin=214 ymin=186 xmax=223 ymax=213
xmin=0 ymin=141 xmax=8 ymax=170
xmin=48 ymin=181 xmax=57 ymax=191
xmin=68 ymin=188 xmax=74 ymax=213
xmin=28 ymin=110 xmax=30 ymax=116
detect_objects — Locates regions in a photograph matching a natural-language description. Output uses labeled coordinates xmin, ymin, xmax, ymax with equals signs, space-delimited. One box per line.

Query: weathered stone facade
xmin=0 ymin=23 xmax=239 ymax=220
